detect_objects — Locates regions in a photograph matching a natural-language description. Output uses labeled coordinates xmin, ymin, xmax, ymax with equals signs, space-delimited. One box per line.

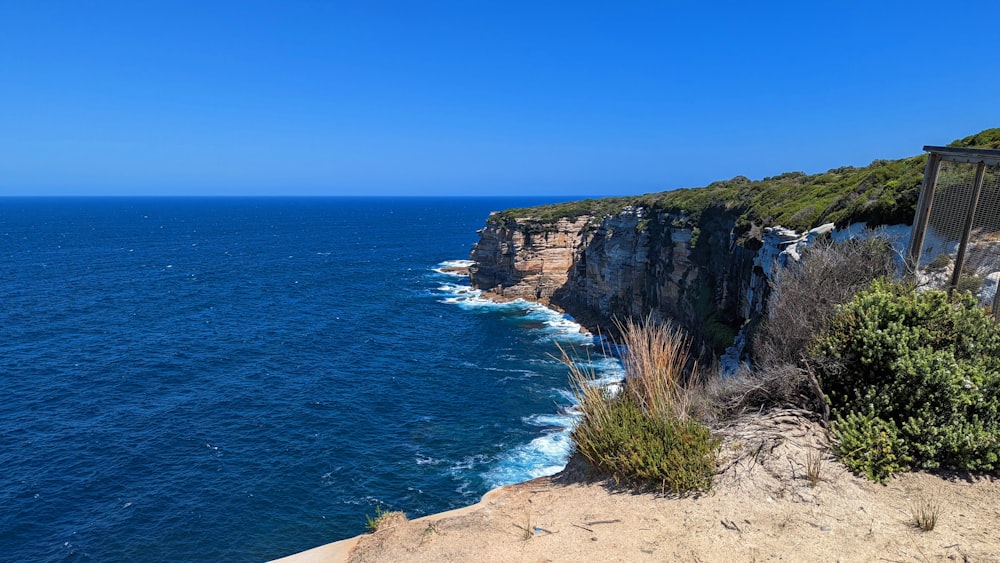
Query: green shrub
xmin=927 ymin=253 xmax=952 ymax=272
xmin=956 ymin=275 xmax=984 ymax=294
xmin=563 ymin=319 xmax=719 ymax=494
xmin=813 ymin=280 xmax=1000 ymax=477
xmin=831 ymin=410 xmax=911 ymax=483
xmin=571 ymin=393 xmax=719 ymax=494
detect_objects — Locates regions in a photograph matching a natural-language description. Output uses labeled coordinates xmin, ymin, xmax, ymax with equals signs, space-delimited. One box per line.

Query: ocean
xmin=0 ymin=197 xmax=623 ymax=562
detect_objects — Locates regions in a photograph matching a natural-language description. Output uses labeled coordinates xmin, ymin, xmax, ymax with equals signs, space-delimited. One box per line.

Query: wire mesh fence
xmin=908 ymin=147 xmax=1000 ymax=318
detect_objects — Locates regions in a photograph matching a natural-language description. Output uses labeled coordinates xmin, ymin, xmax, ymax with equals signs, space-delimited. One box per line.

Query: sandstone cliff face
xmin=468 ymin=215 xmax=592 ymax=302
xmin=468 ymin=202 xmax=917 ymax=365
xmin=469 ymin=206 xmax=759 ymax=355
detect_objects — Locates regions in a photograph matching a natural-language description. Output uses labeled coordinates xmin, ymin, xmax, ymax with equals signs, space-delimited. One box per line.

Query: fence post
xmin=949 ymin=162 xmax=987 ymax=291
xmin=907 ymin=151 xmax=941 ymax=275
xmin=993 ymin=279 xmax=1000 ymax=320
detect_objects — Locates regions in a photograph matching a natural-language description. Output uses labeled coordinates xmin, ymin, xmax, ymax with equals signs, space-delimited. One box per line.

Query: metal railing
xmin=907 ymin=146 xmax=1000 ymax=318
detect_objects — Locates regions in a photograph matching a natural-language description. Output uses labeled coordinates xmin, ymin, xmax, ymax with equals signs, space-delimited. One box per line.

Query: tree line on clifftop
xmin=497 ymin=128 xmax=1000 ymax=235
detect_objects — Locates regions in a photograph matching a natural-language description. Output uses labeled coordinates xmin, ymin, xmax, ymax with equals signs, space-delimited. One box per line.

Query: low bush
xmin=831 ymin=410 xmax=911 ymax=483
xmin=566 ymin=319 xmax=719 ymax=494
xmin=813 ymin=280 xmax=1000 ymax=478
xmin=571 ymin=393 xmax=718 ymax=494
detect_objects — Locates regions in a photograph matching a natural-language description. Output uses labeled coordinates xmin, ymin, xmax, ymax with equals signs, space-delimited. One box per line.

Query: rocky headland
xmin=276 ymin=129 xmax=1000 ymax=562
xmin=469 ymin=129 xmax=1000 ymax=365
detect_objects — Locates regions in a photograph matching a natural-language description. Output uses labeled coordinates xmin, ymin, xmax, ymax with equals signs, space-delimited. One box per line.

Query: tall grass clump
xmin=565 ymin=318 xmax=719 ymax=495
xmin=616 ymin=317 xmax=701 ymax=421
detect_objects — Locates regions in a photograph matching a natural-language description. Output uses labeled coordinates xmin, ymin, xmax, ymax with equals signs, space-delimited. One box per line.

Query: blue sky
xmin=1 ymin=1 xmax=997 ymax=197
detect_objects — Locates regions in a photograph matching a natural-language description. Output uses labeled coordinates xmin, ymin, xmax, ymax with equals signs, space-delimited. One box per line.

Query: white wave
xmin=432 ymin=266 xmax=589 ymax=339
xmin=432 ymin=259 xmax=475 ymax=276
xmin=555 ymin=352 xmax=626 ymax=390
xmin=431 ymin=258 xmax=627 ymax=490
xmin=482 ymin=367 xmax=541 ymax=378
xmin=481 ymin=429 xmax=575 ymax=489
xmin=448 ymin=453 xmax=492 ymax=473
xmin=434 ymin=281 xmax=474 ymax=293
xmin=434 ymin=282 xmax=488 ymax=306
xmin=552 ymin=388 xmax=576 ymax=403
xmin=437 ymin=259 xmax=474 ymax=269
xmin=415 ymin=454 xmax=445 ymax=466
xmin=482 ymin=357 xmax=624 ymax=490
xmin=523 ymin=412 xmax=579 ymax=428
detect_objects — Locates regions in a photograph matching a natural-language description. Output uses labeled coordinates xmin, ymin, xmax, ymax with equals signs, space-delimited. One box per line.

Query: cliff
xmin=468 ymin=129 xmax=1000 ymax=360
xmin=469 ymin=203 xmax=766 ymax=357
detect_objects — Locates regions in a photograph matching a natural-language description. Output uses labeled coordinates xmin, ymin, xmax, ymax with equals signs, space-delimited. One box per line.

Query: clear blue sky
xmin=1 ymin=1 xmax=997 ymax=197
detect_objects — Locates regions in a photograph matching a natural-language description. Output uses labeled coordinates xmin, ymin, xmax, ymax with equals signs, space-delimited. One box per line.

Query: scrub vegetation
xmin=565 ymin=319 xmax=719 ymax=495
xmin=572 ymin=239 xmax=999 ymax=492
xmin=555 ymin=130 xmax=1000 ymax=492
xmin=497 ymin=129 xmax=1000 ymax=235
xmin=739 ymin=241 xmax=1000 ymax=483
xmin=815 ymin=280 xmax=1000 ymax=479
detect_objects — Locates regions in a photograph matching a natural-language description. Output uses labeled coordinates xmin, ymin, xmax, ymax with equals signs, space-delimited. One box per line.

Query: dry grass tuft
xmin=613 ymin=316 xmax=702 ymax=421
xmin=805 ymin=449 xmax=824 ymax=487
xmin=711 ymin=362 xmax=809 ymax=417
xmin=365 ymin=506 xmax=408 ymax=533
xmin=560 ymin=317 xmax=719 ymax=494
xmin=910 ymin=498 xmax=940 ymax=531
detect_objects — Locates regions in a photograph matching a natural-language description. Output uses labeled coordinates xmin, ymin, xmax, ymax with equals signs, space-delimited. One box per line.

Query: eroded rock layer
xmin=469 ymin=206 xmax=757 ymax=355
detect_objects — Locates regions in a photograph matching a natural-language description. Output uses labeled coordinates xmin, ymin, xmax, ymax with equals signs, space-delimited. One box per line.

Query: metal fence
xmin=907 ymin=146 xmax=1000 ymax=318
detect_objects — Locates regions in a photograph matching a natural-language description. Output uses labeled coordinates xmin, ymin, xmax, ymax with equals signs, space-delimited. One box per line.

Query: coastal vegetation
xmin=504 ymin=130 xmax=1000 ymax=492
xmin=568 ymin=238 xmax=999 ymax=492
xmin=566 ymin=319 xmax=719 ymax=495
xmin=496 ymin=128 xmax=1000 ymax=235
xmin=493 ymin=196 xmax=641 ymax=230
xmin=496 ymin=154 xmax=927 ymax=234
xmin=365 ymin=506 xmax=408 ymax=533
xmin=815 ymin=280 xmax=1000 ymax=480
xmin=738 ymin=237 xmax=1000 ymax=483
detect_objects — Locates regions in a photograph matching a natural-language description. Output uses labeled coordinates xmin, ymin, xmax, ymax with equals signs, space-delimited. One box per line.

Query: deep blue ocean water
xmin=0 ymin=197 xmax=623 ymax=562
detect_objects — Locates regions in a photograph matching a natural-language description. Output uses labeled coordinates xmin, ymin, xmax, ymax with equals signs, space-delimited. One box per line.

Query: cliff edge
xmin=469 ymin=128 xmax=1000 ymax=359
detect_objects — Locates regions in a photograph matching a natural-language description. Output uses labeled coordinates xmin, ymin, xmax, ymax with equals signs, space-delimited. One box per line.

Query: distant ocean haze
xmin=0 ymin=197 xmax=622 ymax=562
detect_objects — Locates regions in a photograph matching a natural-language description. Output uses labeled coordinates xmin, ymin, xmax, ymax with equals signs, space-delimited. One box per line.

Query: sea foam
xmin=432 ymin=260 xmax=624 ymax=490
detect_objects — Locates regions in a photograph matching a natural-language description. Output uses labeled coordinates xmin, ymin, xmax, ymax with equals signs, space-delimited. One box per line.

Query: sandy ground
xmin=275 ymin=410 xmax=1000 ymax=562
